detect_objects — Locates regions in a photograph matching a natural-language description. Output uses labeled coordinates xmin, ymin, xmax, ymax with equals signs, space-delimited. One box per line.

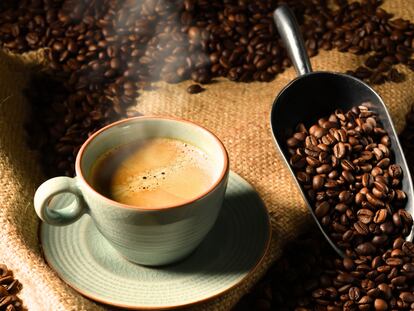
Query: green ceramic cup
xmin=34 ymin=116 xmax=229 ymax=266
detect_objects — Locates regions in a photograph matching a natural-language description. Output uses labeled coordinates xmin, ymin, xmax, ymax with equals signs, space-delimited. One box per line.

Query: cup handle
xmin=34 ymin=176 xmax=86 ymax=226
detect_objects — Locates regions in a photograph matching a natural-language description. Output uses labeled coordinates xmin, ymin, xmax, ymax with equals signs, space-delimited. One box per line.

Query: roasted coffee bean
xmin=356 ymin=242 xmax=376 ymax=256
xmin=339 ymin=190 xmax=352 ymax=203
xmin=362 ymin=173 xmax=374 ymax=188
xmin=354 ymin=222 xmax=369 ymax=235
xmin=337 ymin=273 xmax=355 ymax=284
xmin=348 ymin=287 xmax=361 ymax=301
xmin=386 ymin=257 xmax=403 ymax=266
xmin=366 ymin=193 xmax=385 ymax=208
xmin=316 ymin=164 xmax=332 ymax=174
xmin=402 ymin=241 xmax=414 ymax=256
xmin=378 ymin=283 xmax=392 ymax=300
xmin=315 ymin=201 xmax=330 ymax=218
xmin=389 ymin=164 xmax=403 ymax=178
xmin=400 ymin=292 xmax=414 ymax=303
xmin=357 ymin=209 xmax=374 ymax=224
xmin=0 ymin=265 xmax=22 ymax=311
xmin=374 ymin=298 xmax=388 ymax=311
xmin=355 ymin=192 xmax=365 ymax=206
xmin=290 ymin=154 xmax=306 ymax=169
xmin=343 ymin=257 xmax=355 ymax=271
xmin=373 ymin=209 xmax=388 ymax=224
xmin=312 ymin=175 xmax=325 ymax=190
xmin=341 ymin=159 xmax=355 ymax=171
xmin=333 ymin=142 xmax=346 ymax=159
xmin=372 ymin=234 xmax=388 ymax=247
xmin=342 ymin=170 xmax=355 ymax=183
xmin=297 ymin=172 xmax=311 ymax=184
xmin=391 ymin=275 xmax=407 ymax=286
xmin=186 ymin=84 xmax=204 ymax=94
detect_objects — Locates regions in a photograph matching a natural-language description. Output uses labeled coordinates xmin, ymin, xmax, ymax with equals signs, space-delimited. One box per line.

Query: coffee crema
xmin=89 ymin=138 xmax=217 ymax=208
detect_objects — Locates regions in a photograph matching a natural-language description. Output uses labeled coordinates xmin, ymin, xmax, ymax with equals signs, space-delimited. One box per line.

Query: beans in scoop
xmin=286 ymin=103 xmax=412 ymax=256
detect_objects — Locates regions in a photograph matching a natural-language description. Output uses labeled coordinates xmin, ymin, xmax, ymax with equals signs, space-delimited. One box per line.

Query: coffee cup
xmin=34 ymin=116 xmax=229 ymax=266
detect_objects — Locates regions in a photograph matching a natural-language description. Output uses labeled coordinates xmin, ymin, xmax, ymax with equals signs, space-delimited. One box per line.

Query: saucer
xmin=40 ymin=171 xmax=271 ymax=309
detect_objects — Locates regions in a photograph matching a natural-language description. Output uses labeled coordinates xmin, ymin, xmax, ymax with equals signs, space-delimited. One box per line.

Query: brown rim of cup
xmin=75 ymin=115 xmax=230 ymax=211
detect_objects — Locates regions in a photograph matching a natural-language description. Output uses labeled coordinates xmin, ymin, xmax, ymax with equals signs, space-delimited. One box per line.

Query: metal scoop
xmin=270 ymin=4 xmax=414 ymax=257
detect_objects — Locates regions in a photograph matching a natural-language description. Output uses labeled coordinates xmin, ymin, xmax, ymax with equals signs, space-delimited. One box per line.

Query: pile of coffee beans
xmin=235 ymin=105 xmax=414 ymax=311
xmin=0 ymin=0 xmax=412 ymax=177
xmin=235 ymin=231 xmax=414 ymax=310
xmin=0 ymin=265 xmax=23 ymax=311
xmin=286 ymin=104 xmax=414 ymax=310
xmin=286 ymin=103 xmax=412 ymax=255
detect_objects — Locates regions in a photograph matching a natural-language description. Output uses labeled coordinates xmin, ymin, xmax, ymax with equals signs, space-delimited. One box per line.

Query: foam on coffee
xmin=90 ymin=138 xmax=217 ymax=207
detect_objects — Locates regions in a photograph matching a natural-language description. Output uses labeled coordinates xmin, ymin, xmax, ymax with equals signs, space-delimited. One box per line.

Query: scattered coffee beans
xmin=0 ymin=0 xmax=412 ymax=177
xmin=0 ymin=265 xmax=23 ymax=311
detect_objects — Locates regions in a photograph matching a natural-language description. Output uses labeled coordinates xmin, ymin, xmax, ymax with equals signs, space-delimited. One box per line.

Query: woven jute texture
xmin=0 ymin=1 xmax=413 ymax=310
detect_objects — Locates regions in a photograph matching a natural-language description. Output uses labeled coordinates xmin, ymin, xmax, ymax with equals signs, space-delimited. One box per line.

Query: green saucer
xmin=40 ymin=171 xmax=271 ymax=309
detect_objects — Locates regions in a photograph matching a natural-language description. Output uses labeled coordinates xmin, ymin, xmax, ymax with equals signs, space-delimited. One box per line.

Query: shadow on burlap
xmin=0 ymin=1 xmax=413 ymax=310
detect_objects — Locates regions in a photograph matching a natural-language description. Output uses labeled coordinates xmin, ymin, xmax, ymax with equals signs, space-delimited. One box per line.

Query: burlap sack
xmin=0 ymin=1 xmax=413 ymax=310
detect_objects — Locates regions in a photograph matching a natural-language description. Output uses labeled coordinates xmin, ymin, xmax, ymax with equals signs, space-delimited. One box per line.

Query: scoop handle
xmin=273 ymin=4 xmax=312 ymax=76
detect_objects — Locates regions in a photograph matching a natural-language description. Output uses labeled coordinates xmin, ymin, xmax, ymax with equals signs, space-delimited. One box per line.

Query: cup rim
xmin=75 ymin=115 xmax=229 ymax=211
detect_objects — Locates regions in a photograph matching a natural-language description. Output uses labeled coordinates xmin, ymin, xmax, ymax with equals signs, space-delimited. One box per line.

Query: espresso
xmin=90 ymin=138 xmax=217 ymax=208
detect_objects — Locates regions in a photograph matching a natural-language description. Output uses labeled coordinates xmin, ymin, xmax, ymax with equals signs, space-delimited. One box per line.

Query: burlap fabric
xmin=0 ymin=1 xmax=413 ymax=310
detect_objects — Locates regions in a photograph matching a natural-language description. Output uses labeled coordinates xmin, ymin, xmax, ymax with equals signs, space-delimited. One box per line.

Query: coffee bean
xmin=378 ymin=283 xmax=393 ymax=300
xmin=374 ymin=181 xmax=388 ymax=194
xmin=290 ymin=154 xmax=306 ymax=169
xmin=356 ymin=242 xmax=376 ymax=256
xmin=362 ymin=173 xmax=374 ymax=188
xmin=365 ymin=56 xmax=381 ymax=69
xmin=312 ymin=175 xmax=325 ymax=190
xmin=385 ymin=257 xmax=403 ymax=266
xmin=0 ymin=265 xmax=22 ymax=310
xmin=315 ymin=201 xmax=330 ymax=218
xmin=339 ymin=190 xmax=352 ymax=203
xmin=373 ymin=209 xmax=388 ymax=224
xmin=396 ymin=190 xmax=408 ymax=202
xmin=388 ymin=164 xmax=403 ymax=178
xmin=348 ymin=287 xmax=361 ymax=301
xmin=342 ymin=170 xmax=355 ymax=183
xmin=377 ymin=158 xmax=390 ymax=168
xmin=380 ymin=221 xmax=395 ymax=234
xmin=400 ymin=292 xmax=414 ymax=303
xmin=402 ymin=241 xmax=414 ymax=256
xmin=391 ymin=275 xmax=406 ymax=286
xmin=341 ymin=159 xmax=355 ymax=171
xmin=294 ymin=132 xmax=307 ymax=142
xmin=316 ymin=164 xmax=332 ymax=174
xmin=343 ymin=257 xmax=355 ymax=271
xmin=374 ymin=298 xmax=388 ymax=311
xmin=357 ymin=209 xmax=374 ymax=224
xmin=335 ymin=203 xmax=348 ymax=214
xmin=366 ymin=193 xmax=385 ymax=207
xmin=186 ymin=84 xmax=204 ymax=94
xmin=336 ymin=273 xmax=355 ymax=284
xmin=354 ymin=221 xmax=370 ymax=236
xmin=297 ymin=172 xmax=311 ymax=184
xmin=333 ymin=142 xmax=346 ymax=159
